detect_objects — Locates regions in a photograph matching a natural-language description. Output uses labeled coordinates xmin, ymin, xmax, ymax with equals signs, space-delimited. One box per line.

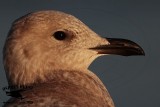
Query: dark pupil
xmin=54 ymin=31 xmax=66 ymax=40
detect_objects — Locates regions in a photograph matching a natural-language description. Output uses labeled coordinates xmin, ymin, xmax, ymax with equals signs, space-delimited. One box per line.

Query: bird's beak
xmin=90 ymin=38 xmax=145 ymax=56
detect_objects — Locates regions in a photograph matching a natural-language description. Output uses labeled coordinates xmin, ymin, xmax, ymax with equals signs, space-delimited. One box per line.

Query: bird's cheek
xmin=73 ymin=50 xmax=98 ymax=68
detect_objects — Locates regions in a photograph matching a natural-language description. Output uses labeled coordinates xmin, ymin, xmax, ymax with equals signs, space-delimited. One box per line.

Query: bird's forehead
xmin=42 ymin=11 xmax=89 ymax=33
xmin=31 ymin=11 xmax=92 ymax=36
xmin=23 ymin=11 xmax=83 ymax=26
xmin=13 ymin=11 xmax=89 ymax=34
xmin=10 ymin=10 xmax=98 ymax=45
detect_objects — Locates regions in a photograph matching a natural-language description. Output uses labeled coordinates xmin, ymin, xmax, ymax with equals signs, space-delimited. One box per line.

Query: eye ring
xmin=53 ymin=31 xmax=67 ymax=40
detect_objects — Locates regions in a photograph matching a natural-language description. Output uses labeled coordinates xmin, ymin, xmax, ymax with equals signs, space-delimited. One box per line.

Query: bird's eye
xmin=53 ymin=31 xmax=67 ymax=40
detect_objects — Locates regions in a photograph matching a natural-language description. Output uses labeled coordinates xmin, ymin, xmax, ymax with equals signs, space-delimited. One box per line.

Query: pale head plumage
xmin=3 ymin=10 xmax=109 ymax=86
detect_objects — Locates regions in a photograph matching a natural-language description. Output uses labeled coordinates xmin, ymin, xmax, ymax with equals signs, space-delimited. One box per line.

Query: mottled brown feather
xmin=4 ymin=70 xmax=114 ymax=107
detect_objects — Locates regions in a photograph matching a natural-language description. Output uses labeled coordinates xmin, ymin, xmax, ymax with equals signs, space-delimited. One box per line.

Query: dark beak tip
xmin=140 ymin=50 xmax=145 ymax=56
xmin=135 ymin=45 xmax=145 ymax=56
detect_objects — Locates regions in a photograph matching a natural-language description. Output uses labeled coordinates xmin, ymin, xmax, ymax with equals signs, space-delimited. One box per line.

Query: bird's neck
xmin=7 ymin=67 xmax=90 ymax=87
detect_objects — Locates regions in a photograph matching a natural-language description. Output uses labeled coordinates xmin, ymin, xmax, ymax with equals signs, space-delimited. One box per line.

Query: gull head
xmin=3 ymin=10 xmax=144 ymax=86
